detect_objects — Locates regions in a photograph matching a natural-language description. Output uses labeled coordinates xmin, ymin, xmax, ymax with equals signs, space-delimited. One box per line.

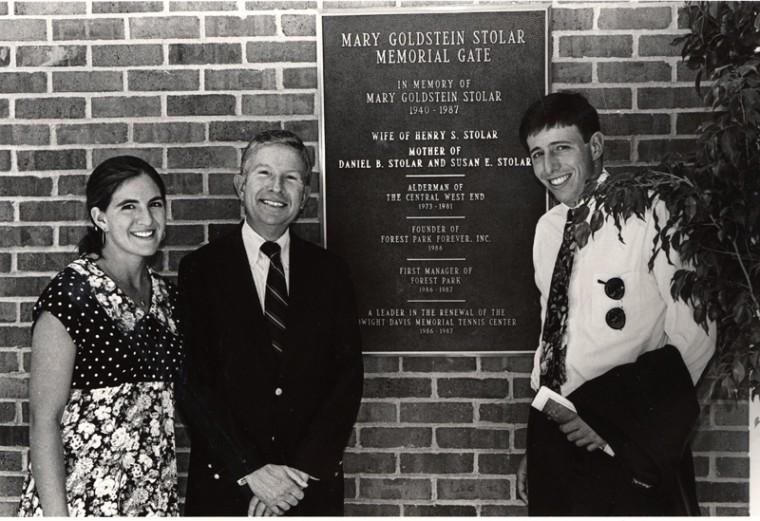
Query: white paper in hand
xmin=531 ymin=386 xmax=615 ymax=457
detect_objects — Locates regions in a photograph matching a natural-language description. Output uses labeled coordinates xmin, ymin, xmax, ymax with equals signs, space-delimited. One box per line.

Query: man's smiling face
xmin=526 ymin=124 xmax=602 ymax=207
xmin=235 ymin=143 xmax=310 ymax=240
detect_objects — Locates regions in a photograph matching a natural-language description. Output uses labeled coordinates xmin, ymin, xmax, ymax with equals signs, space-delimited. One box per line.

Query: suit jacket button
xmin=275 ymin=387 xmax=283 ymax=396
xmin=213 ymin=473 xmax=220 ymax=480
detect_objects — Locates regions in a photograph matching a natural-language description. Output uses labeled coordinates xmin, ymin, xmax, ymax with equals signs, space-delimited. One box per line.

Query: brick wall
xmin=0 ymin=0 xmax=749 ymax=516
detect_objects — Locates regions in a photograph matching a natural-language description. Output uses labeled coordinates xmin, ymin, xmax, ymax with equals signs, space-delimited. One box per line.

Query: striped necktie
xmin=260 ymin=241 xmax=288 ymax=354
xmin=539 ymin=208 xmax=576 ymax=392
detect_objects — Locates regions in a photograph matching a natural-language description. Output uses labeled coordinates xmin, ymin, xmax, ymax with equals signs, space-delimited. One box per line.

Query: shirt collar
xmin=241 ymin=222 xmax=291 ymax=269
xmin=559 ymin=169 xmax=609 ymax=211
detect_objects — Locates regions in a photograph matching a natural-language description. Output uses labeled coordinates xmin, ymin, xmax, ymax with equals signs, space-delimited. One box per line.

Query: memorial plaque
xmin=320 ymin=7 xmax=548 ymax=352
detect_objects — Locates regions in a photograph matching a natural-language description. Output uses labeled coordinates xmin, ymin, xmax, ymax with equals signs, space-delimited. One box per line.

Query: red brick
xmin=169 ymin=43 xmax=242 ymax=65
xmin=15 ymin=97 xmax=85 ymax=119
xmin=128 ymin=70 xmax=199 ymax=91
xmin=130 ymin=16 xmax=200 ymax=39
xmin=205 ymin=69 xmax=275 ymax=91
xmin=0 ymin=4 xmax=7 ymax=15
xmin=713 ymin=402 xmax=748 ymax=426
xmin=57 ymin=123 xmax=129 ymax=145
xmin=479 ymin=452 xmax=522 ymax=475
xmin=247 ymin=1 xmax=315 ymax=8
xmin=598 ymin=61 xmax=672 ymax=83
xmin=0 ymin=227 xmax=53 ymax=247
xmin=600 ymin=114 xmax=670 ymax=136
xmin=345 ymin=502 xmax=399 ymax=515
xmin=53 ymin=18 xmax=124 ymax=40
xmin=363 ymin=356 xmax=399 ymax=373
xmin=604 ymin=139 xmax=632 ymax=163
xmin=716 ymin=457 xmax=749 ymax=478
xmin=0 ymin=254 xmax=10 ymax=272
xmin=0 ymin=151 xmax=10 ymax=172
xmin=364 ymin=377 xmax=431 ymax=398
xmin=439 ymin=378 xmax=508 ymax=399
xmin=162 ymin=173 xmax=204 ymax=195
xmin=694 ymin=429 xmax=750 ymax=452
xmin=638 ymin=87 xmax=704 ymax=109
xmin=677 ymin=62 xmax=699 ymax=83
xmin=359 ymin=427 xmax=432 ymax=448
xmin=0 ymin=48 xmax=9 ymax=67
xmin=0 ymin=351 xmax=18 ymax=373
xmin=53 ymin=71 xmax=123 ymax=92
xmin=401 ymin=452 xmax=473 ymax=474
xmin=282 ymin=14 xmax=316 ymax=36
xmin=0 ymin=20 xmax=46 ymax=41
xmin=437 ymin=478 xmax=509 ymax=500
xmin=0 ymin=476 xmax=23 ymax=496
xmin=93 ymin=44 xmax=163 ymax=67
xmin=93 ymin=148 xmax=163 ymax=169
xmin=14 ymin=1 xmax=86 ymax=14
xmin=243 ymin=93 xmax=314 ymax=116
xmin=0 ymin=100 xmax=7 ymax=118
xmin=0 ymin=303 xmax=15 ymax=323
xmin=167 ymin=250 xmax=191 ymax=272
xmin=283 ymin=120 xmax=317 ymax=141
xmin=599 ymin=7 xmax=672 ymax=29
xmin=693 ymin=455 xmax=709 ymax=477
xmin=481 ymin=354 xmax=533 ymax=373
xmin=20 ymin=200 xmax=85 ymax=221
xmin=135 ymin=122 xmax=205 ymax=144
xmin=343 ymin=451 xmax=396 ymax=474
xmin=482 ymin=505 xmax=527 ymax=516
xmin=0 ymin=72 xmax=46 ymax=93
xmin=514 ymin=427 xmax=527 ymax=449
xmin=356 ymin=401 xmax=396 ymax=423
xmin=637 ymin=138 xmax=697 ymax=162
xmin=0 ymin=404 xmax=16 ymax=423
xmin=551 ymin=8 xmax=593 ymax=30
xmin=93 ymin=1 xmax=163 ymax=13
xmin=559 ymin=36 xmax=632 ymax=58
xmin=572 ymin=88 xmax=632 ymax=110
xmin=676 ymin=112 xmax=710 ymax=135
xmin=17 ymin=252 xmax=73 ymax=272
xmin=205 ymin=15 xmax=276 ymax=37
xmin=0 ymin=125 xmax=49 ymax=146
xmin=400 ymin=402 xmax=472 ymax=423
xmin=480 ymin=403 xmax=528 ymax=423
xmin=170 ymin=1 xmax=237 ymax=10
xmin=0 ymin=203 xmax=13 ymax=222
xmin=0 ymin=451 xmax=21 ymax=471
xmin=437 ymin=428 xmax=509 ymax=449
xmin=552 ymin=62 xmax=592 ymax=84
xmin=171 ymin=199 xmax=240 ymax=221
xmin=17 ymin=45 xmax=86 ymax=67
xmin=246 ymin=42 xmax=316 ymax=63
xmin=59 ymin=225 xmax=89 ymax=246
xmin=208 ymin=173 xmax=236 ymax=195
xmin=92 ymin=96 xmax=161 ymax=118
xmin=17 ymin=150 xmax=86 ymax=171
xmin=209 ymin=121 xmax=272 ymax=143
xmin=209 ymin=222 xmax=239 ymax=241
xmin=402 ymin=356 xmax=475 ymax=372
xmin=0 ymin=426 xmax=29 ymax=445
xmin=323 ymin=0 xmax=394 ymax=6
xmin=167 ymin=146 xmax=237 ymax=169
xmin=359 ymin=478 xmax=431 ymax=500
xmin=404 ymin=505 xmax=476 ymax=516
xmin=0 ymin=176 xmax=51 ymax=196
xmin=639 ymin=34 xmax=683 ymax=57
xmin=168 ymin=95 xmax=236 ymax=116
xmin=164 ymin=225 xmax=204 ymax=246
xmin=0 ymin=375 xmax=27 ymax=397
xmin=696 ymin=481 xmax=748 ymax=503
xmin=20 ymin=304 xmax=34 ymax=323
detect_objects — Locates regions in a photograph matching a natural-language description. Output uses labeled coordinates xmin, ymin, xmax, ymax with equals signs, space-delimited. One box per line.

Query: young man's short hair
xmin=518 ymin=92 xmax=600 ymax=151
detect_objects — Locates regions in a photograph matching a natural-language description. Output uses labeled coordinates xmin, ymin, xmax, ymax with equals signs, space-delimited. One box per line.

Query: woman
xmin=18 ymin=156 xmax=183 ymax=516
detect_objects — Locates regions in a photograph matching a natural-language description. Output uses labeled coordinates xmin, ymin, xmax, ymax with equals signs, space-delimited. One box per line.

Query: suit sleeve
xmin=176 ymin=253 xmax=264 ymax=480
xmin=288 ymin=261 xmax=363 ymax=480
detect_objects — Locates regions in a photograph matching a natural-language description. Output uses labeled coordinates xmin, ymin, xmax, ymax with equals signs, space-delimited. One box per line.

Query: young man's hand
xmin=517 ymin=454 xmax=529 ymax=504
xmin=558 ymin=416 xmax=607 ymax=451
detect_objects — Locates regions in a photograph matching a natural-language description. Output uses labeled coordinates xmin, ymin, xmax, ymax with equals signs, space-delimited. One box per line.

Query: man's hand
xmin=248 ymin=495 xmax=276 ymax=517
xmin=517 ymin=454 xmax=528 ymax=504
xmin=243 ymin=464 xmax=305 ymax=515
xmin=558 ymin=416 xmax=607 ymax=451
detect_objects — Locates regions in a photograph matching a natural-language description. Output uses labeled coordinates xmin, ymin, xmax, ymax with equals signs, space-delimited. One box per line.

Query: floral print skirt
xmin=18 ymin=382 xmax=179 ymax=517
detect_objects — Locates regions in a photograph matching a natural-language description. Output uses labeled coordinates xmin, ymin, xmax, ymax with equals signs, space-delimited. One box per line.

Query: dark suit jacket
xmin=528 ymin=345 xmax=700 ymax=516
xmin=177 ymin=227 xmax=363 ymax=516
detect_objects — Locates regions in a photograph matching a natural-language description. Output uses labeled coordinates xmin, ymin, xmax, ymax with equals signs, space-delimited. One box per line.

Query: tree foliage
xmin=591 ymin=1 xmax=760 ymax=398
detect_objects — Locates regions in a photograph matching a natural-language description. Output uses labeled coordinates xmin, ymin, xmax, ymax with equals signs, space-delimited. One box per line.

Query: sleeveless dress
xmin=17 ymin=257 xmax=183 ymax=516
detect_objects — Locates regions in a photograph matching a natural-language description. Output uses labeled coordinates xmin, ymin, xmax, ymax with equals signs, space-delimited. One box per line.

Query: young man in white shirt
xmin=515 ymin=92 xmax=715 ymax=515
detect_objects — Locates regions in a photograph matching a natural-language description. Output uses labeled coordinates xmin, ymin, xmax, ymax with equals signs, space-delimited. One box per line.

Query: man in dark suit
xmin=178 ymin=129 xmax=363 ymax=516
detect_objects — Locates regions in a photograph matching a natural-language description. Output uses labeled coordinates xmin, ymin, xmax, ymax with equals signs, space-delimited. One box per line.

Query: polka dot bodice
xmin=32 ymin=257 xmax=183 ymax=390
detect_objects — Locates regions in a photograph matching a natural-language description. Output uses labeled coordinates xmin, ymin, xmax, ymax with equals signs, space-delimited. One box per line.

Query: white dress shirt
xmin=530 ymin=173 xmax=715 ymax=396
xmin=241 ymin=222 xmax=291 ymax=310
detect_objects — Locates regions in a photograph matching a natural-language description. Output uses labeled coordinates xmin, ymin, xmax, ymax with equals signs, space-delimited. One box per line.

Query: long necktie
xmin=261 ymin=241 xmax=288 ymax=354
xmin=539 ymin=208 xmax=576 ymax=392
